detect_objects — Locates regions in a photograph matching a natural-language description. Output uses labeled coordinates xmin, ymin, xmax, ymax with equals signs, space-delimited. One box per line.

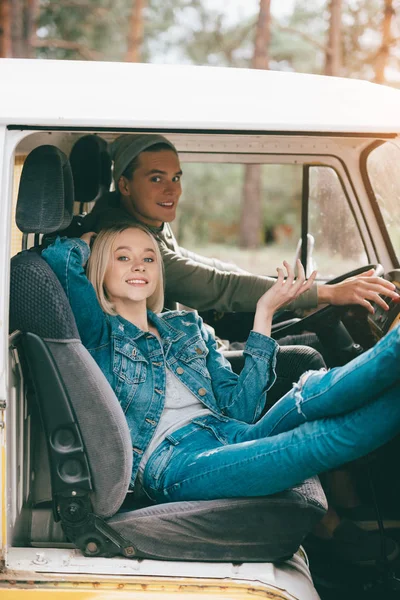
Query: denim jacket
xmin=42 ymin=237 xmax=279 ymax=486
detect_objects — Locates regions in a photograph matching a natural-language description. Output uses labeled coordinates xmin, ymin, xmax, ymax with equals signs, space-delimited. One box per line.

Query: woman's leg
xmin=145 ymin=380 xmax=400 ymax=503
xmin=250 ymin=325 xmax=400 ymax=439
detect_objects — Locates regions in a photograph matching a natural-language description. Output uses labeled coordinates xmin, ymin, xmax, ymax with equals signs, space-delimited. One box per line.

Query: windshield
xmin=366 ymin=140 xmax=400 ymax=261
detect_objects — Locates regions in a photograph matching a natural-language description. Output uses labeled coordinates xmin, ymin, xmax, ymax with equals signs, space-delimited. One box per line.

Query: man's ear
xmin=118 ymin=176 xmax=130 ymax=196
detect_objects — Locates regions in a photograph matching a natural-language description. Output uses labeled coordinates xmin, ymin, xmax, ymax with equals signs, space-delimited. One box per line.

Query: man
xmin=83 ymin=133 xmax=399 ymax=315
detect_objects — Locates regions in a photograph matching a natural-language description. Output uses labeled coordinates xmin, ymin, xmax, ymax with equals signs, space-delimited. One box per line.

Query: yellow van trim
xmin=1 ymin=445 xmax=6 ymax=549
xmin=0 ymin=577 xmax=294 ymax=599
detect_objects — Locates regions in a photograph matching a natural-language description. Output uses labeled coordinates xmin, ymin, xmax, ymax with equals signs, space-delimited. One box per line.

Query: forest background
xmin=0 ymin=0 xmax=399 ymax=272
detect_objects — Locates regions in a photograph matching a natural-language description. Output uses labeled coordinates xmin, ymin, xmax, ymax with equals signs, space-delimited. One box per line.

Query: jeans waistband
xmin=165 ymin=413 xmax=228 ymax=445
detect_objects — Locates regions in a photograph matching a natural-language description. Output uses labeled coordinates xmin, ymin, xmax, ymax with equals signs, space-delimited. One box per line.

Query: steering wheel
xmin=271 ymin=265 xmax=384 ymax=362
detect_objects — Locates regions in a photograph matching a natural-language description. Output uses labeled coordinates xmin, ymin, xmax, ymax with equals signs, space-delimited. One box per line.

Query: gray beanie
xmin=110 ymin=134 xmax=177 ymax=184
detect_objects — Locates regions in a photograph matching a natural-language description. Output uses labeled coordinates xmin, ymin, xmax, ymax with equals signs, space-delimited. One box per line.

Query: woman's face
xmin=103 ymin=228 xmax=159 ymax=308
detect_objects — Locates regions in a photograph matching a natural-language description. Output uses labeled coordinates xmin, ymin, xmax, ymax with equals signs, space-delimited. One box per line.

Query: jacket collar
xmin=110 ymin=310 xmax=185 ymax=344
xmin=148 ymin=310 xmax=186 ymax=343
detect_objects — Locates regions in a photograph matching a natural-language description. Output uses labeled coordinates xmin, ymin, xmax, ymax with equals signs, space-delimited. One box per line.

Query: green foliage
xmin=176 ymin=163 xmax=244 ymax=245
xmin=37 ymin=0 xmax=130 ymax=60
xmin=142 ymin=0 xmax=193 ymax=62
xmin=176 ymin=163 xmax=302 ymax=248
xmin=149 ymin=0 xmax=256 ymax=67
xmin=35 ymin=1 xmax=400 ymax=80
xmin=261 ymin=165 xmax=302 ymax=231
xmin=341 ymin=0 xmax=380 ymax=78
xmin=270 ymin=0 xmax=326 ymax=73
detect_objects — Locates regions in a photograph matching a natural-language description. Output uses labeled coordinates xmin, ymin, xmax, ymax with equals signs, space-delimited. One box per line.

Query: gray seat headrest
xmin=16 ymin=145 xmax=74 ymax=234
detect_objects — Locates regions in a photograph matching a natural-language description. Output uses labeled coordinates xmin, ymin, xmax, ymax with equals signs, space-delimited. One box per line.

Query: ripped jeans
xmin=143 ymin=325 xmax=400 ymax=504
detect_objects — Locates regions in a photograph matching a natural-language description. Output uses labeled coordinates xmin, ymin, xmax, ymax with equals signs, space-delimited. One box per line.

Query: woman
xmin=42 ymin=224 xmax=400 ymax=507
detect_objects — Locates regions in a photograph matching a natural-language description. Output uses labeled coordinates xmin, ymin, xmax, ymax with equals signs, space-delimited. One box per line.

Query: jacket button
xmin=198 ymin=388 xmax=207 ymax=396
xmin=195 ymin=347 xmax=203 ymax=355
xmin=176 ymin=367 xmax=184 ymax=375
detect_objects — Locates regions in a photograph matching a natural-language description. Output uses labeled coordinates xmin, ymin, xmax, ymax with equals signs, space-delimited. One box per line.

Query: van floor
xmin=310 ymin=439 xmax=400 ymax=598
xmin=309 ymin=541 xmax=400 ymax=599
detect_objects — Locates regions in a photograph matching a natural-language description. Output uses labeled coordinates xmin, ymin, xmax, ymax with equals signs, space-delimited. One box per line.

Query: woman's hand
xmin=80 ymin=231 xmax=97 ymax=248
xmin=253 ymin=260 xmax=317 ymax=337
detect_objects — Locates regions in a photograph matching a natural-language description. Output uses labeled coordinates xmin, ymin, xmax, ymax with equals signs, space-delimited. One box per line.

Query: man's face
xmin=119 ymin=149 xmax=182 ymax=228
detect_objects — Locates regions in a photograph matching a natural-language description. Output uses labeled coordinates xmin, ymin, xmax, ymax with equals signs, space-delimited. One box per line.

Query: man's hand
xmin=80 ymin=231 xmax=97 ymax=248
xmin=318 ymin=268 xmax=400 ymax=314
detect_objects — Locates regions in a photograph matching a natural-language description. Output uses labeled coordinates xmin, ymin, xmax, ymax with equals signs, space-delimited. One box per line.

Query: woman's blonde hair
xmin=86 ymin=223 xmax=165 ymax=315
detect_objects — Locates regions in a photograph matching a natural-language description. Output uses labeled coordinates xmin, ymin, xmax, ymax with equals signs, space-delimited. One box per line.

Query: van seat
xmin=51 ymin=135 xmax=111 ymax=240
xmin=9 ymin=145 xmax=327 ymax=561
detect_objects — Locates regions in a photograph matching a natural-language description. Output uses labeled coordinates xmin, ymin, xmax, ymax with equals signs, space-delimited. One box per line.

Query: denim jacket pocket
xmin=113 ymin=338 xmax=148 ymax=385
xmin=175 ymin=336 xmax=210 ymax=379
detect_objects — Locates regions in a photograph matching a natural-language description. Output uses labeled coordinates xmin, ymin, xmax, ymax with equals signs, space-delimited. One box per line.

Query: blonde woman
xmin=42 ymin=224 xmax=400 ymax=512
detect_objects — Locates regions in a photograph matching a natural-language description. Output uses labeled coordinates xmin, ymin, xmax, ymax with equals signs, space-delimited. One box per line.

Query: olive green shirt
xmin=82 ymin=192 xmax=319 ymax=312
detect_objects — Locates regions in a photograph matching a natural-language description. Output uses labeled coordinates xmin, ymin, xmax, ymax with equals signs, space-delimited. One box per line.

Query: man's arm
xmin=162 ymin=245 xmax=400 ymax=313
xmin=178 ymin=245 xmax=250 ymax=275
xmin=161 ymin=243 xmax=318 ymax=312
xmin=160 ymin=223 xmax=250 ymax=274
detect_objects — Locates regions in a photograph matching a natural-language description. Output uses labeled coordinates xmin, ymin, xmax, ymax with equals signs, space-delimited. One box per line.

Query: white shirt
xmin=138 ymin=367 xmax=212 ymax=478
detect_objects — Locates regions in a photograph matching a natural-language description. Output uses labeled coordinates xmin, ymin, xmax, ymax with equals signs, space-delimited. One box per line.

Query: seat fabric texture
xmin=16 ymin=145 xmax=73 ymax=234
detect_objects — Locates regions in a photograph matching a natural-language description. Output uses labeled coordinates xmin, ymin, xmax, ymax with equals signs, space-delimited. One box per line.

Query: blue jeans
xmin=143 ymin=325 xmax=400 ymax=504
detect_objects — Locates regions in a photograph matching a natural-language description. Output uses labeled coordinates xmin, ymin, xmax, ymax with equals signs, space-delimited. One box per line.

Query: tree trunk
xmin=239 ymin=164 xmax=263 ymax=249
xmin=252 ymin=0 xmax=271 ymax=70
xmin=11 ymin=0 xmax=24 ymax=57
xmin=239 ymin=0 xmax=271 ymax=249
xmin=0 ymin=0 xmax=12 ymax=57
xmin=8 ymin=0 xmax=38 ymax=57
xmin=126 ymin=0 xmax=146 ymax=62
xmin=26 ymin=0 xmax=39 ymax=58
xmin=325 ymin=0 xmax=342 ymax=76
xmin=375 ymin=0 xmax=394 ymax=84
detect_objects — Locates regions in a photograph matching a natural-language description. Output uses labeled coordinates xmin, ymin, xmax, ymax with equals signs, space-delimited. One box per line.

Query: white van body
xmin=1 ymin=58 xmax=400 ymax=599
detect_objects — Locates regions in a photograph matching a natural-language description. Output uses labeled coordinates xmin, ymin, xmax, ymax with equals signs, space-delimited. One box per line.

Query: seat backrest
xmin=52 ymin=135 xmax=111 ymax=239
xmin=10 ymin=145 xmax=132 ymax=518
